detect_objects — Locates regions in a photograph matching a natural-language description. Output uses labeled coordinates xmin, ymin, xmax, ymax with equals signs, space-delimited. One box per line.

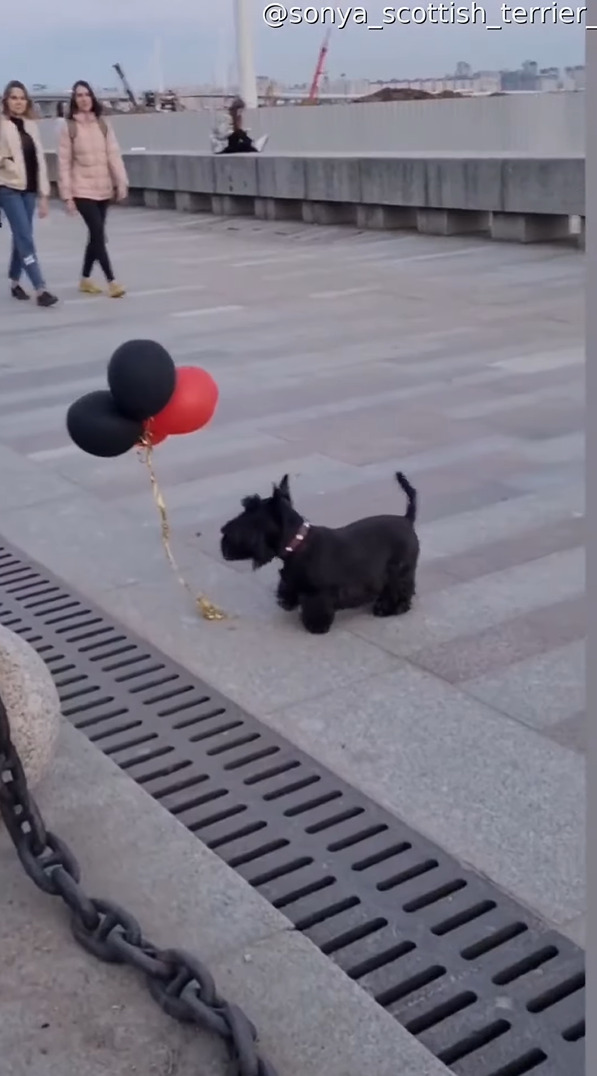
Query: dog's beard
xmin=221 ymin=532 xmax=276 ymax=570
xmin=251 ymin=542 xmax=276 ymax=570
xmin=244 ymin=528 xmax=278 ymax=569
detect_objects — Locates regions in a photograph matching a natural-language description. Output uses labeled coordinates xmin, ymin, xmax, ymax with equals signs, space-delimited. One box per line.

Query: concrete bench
xmin=45 ymin=152 xmax=585 ymax=245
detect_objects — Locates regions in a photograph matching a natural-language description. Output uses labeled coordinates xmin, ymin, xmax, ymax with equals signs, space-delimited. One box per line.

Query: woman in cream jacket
xmin=0 ymin=80 xmax=57 ymax=306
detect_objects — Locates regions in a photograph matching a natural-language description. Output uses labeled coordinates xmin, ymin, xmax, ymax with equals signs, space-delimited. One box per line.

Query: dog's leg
xmin=394 ymin=566 xmax=416 ymax=614
xmin=300 ymin=592 xmax=336 ymax=634
xmin=276 ymin=573 xmax=299 ymax=611
xmin=373 ymin=563 xmax=416 ymax=617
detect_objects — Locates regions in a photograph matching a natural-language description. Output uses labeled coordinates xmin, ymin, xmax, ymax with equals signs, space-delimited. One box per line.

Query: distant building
xmin=562 ymin=65 xmax=585 ymax=90
xmin=500 ymin=69 xmax=538 ymax=91
xmin=538 ymin=67 xmax=561 ymax=92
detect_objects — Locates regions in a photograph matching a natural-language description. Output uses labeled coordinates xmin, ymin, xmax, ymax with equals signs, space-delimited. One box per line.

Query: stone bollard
xmin=0 ymin=625 xmax=61 ymax=788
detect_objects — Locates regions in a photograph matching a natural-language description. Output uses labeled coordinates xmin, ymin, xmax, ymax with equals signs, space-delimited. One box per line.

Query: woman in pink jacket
xmin=58 ymin=81 xmax=128 ymax=297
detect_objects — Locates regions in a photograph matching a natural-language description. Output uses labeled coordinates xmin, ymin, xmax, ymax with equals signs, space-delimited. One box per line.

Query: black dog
xmin=220 ymin=471 xmax=419 ymax=635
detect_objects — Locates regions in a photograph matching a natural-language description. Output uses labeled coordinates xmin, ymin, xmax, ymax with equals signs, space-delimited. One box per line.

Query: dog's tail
xmin=396 ymin=471 xmax=417 ymax=523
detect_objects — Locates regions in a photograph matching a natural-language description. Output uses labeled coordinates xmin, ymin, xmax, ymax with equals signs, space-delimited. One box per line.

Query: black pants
xmin=222 ymin=130 xmax=256 ymax=154
xmin=74 ymin=198 xmax=114 ymax=281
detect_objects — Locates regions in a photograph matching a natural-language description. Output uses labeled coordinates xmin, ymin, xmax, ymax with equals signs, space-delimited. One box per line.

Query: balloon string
xmin=138 ymin=437 xmax=225 ymax=621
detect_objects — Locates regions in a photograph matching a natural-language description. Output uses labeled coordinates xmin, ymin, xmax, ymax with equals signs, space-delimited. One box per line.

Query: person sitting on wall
xmin=210 ymin=97 xmax=268 ymax=154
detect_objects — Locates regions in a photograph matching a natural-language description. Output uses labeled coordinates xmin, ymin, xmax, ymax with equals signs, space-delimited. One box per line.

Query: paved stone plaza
xmin=0 ymin=208 xmax=585 ymax=996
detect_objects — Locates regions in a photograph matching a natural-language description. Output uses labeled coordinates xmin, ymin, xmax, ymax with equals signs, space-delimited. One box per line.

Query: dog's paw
xmin=276 ymin=586 xmax=299 ymax=611
xmin=373 ymin=602 xmax=394 ymax=617
xmin=373 ymin=594 xmax=412 ymax=617
xmin=277 ymin=594 xmax=298 ymax=611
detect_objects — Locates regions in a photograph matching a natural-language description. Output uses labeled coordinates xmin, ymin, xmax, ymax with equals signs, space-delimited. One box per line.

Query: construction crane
xmin=306 ymin=29 xmax=331 ymax=103
xmin=113 ymin=63 xmax=138 ymax=109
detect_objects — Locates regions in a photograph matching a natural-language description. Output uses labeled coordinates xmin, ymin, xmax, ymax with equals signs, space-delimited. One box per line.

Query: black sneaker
xmin=11 ymin=284 xmax=29 ymax=300
xmin=36 ymin=291 xmax=58 ymax=308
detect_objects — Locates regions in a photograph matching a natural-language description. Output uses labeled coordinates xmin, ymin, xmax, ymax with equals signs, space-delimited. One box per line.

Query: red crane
xmin=307 ymin=29 xmax=331 ymax=103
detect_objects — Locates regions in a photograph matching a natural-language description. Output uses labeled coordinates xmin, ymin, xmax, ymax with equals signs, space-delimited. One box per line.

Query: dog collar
xmin=283 ymin=521 xmax=311 ymax=556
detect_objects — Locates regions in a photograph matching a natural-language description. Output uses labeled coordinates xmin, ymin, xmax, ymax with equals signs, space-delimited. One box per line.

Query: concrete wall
xmin=45 ymin=151 xmax=585 ymax=245
xmin=38 ymin=91 xmax=585 ymax=156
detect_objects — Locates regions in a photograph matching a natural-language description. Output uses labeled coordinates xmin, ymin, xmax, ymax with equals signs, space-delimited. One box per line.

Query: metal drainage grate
xmin=0 ymin=537 xmax=584 ymax=1076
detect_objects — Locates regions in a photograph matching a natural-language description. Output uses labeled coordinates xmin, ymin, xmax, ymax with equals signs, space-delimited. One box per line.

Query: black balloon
xmin=66 ymin=390 xmax=143 ymax=458
xmin=107 ymin=339 xmax=176 ymax=421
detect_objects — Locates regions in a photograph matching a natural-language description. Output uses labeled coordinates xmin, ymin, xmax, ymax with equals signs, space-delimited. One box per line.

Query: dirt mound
xmin=356 ymin=87 xmax=463 ymax=102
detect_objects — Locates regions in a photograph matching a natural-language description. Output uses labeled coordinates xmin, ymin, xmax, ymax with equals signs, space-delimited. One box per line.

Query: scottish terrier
xmin=220 ymin=471 xmax=419 ymax=635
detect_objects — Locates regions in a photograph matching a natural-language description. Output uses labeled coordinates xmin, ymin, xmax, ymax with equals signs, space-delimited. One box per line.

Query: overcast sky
xmin=0 ymin=2 xmax=585 ymax=90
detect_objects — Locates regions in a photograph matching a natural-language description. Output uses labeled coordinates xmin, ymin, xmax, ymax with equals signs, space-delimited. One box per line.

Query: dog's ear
xmin=241 ymin=494 xmax=261 ymax=511
xmin=274 ymin=474 xmax=292 ymax=502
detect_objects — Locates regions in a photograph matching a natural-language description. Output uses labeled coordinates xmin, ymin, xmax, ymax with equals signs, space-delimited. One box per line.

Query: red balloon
xmin=149 ymin=367 xmax=219 ymax=440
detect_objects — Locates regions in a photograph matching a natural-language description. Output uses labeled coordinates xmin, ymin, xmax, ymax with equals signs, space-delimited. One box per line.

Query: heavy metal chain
xmin=0 ymin=696 xmax=277 ymax=1076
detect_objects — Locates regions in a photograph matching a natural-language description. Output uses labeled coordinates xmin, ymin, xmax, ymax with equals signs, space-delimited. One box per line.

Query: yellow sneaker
xmin=79 ymin=278 xmax=103 ymax=295
xmin=108 ymin=282 xmax=126 ymax=298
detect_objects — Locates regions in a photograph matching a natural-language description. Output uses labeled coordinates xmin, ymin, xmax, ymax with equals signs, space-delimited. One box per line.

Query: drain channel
xmin=0 ymin=538 xmax=584 ymax=1076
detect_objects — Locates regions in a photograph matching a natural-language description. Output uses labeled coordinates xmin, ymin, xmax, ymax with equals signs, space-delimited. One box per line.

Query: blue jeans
xmin=0 ymin=187 xmax=45 ymax=291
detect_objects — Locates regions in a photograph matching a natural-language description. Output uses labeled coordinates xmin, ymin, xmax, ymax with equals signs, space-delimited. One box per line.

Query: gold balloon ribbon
xmin=138 ymin=436 xmax=225 ymax=621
